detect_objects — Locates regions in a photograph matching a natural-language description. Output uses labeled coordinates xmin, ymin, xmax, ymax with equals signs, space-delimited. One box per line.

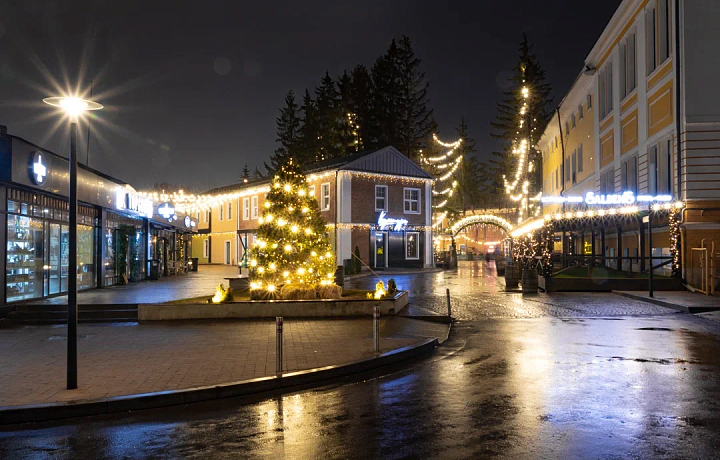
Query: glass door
xmin=375 ymin=232 xmax=386 ymax=268
xmin=48 ymin=223 xmax=61 ymax=295
xmin=60 ymin=225 xmax=69 ymax=292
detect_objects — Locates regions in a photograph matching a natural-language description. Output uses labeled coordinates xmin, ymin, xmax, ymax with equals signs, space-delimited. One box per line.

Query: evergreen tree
xmin=490 ymin=33 xmax=553 ymax=207
xmin=297 ymin=89 xmax=321 ymax=164
xmin=371 ymin=39 xmax=402 ymax=150
xmin=241 ymin=163 xmax=250 ymax=182
xmin=349 ymin=65 xmax=376 ymax=149
xmin=315 ymin=71 xmax=342 ymax=161
xmin=253 ymin=166 xmax=263 ymax=179
xmin=395 ymin=36 xmax=434 ymax=161
xmin=447 ymin=119 xmax=481 ymax=215
xmin=249 ymin=158 xmax=336 ymax=294
xmin=267 ymin=90 xmax=302 ymax=174
xmin=337 ymin=71 xmax=359 ymax=155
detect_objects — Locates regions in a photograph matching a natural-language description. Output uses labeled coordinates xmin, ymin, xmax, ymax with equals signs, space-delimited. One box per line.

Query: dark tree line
xmin=268 ymin=36 xmax=434 ymax=173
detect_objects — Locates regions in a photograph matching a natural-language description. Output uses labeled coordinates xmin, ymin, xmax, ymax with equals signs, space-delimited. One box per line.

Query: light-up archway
xmin=450 ymin=214 xmax=513 ymax=238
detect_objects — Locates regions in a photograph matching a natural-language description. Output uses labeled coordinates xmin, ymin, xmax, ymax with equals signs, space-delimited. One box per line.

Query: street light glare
xmin=43 ymin=96 xmax=103 ymax=118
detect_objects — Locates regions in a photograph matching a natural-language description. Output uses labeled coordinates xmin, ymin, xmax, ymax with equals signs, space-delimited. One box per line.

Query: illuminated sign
xmin=377 ymin=211 xmax=408 ymax=231
xmin=29 ymin=151 xmax=48 ymax=185
xmin=158 ymin=202 xmax=176 ymax=221
xmin=115 ymin=188 xmax=154 ymax=218
xmin=184 ymin=216 xmax=192 ymax=228
xmin=541 ymin=192 xmax=672 ymax=205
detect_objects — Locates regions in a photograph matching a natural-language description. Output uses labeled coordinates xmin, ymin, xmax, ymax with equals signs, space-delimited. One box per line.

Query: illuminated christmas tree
xmin=249 ymin=158 xmax=337 ymax=297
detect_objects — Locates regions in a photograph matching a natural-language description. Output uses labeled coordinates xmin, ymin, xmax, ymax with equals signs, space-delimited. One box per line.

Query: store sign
xmin=377 ymin=211 xmax=408 ymax=231
xmin=158 ymin=202 xmax=176 ymax=221
xmin=115 ymin=189 xmax=154 ymax=218
xmin=29 ymin=151 xmax=48 ymax=185
xmin=541 ymin=192 xmax=672 ymax=205
xmin=184 ymin=216 xmax=192 ymax=228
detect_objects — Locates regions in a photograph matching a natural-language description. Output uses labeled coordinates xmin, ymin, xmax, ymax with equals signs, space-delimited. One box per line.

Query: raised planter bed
xmin=139 ymin=291 xmax=409 ymax=321
xmin=539 ymin=276 xmax=683 ymax=292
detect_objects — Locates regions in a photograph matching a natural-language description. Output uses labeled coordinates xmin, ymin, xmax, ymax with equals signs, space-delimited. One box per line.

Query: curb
xmin=0 ymin=338 xmax=439 ymax=426
xmin=611 ymin=291 xmax=720 ymax=314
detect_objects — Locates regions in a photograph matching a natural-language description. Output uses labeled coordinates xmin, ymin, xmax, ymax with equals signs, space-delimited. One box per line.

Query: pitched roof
xmin=204 ymin=146 xmax=432 ymax=194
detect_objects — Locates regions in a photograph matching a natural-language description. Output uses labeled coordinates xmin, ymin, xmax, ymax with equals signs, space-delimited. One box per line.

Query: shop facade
xmin=193 ymin=146 xmax=435 ymax=271
xmin=1 ymin=129 xmax=197 ymax=305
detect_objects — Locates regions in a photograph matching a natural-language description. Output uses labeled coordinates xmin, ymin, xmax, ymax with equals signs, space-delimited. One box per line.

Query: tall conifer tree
xmin=267 ymin=90 xmax=302 ymax=174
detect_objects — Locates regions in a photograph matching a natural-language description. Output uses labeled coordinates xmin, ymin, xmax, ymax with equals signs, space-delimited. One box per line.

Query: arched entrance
xmin=450 ymin=214 xmax=513 ymax=238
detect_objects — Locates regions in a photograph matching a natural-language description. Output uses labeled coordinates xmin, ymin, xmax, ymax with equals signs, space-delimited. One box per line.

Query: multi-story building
xmin=538 ymin=0 xmax=720 ymax=290
xmin=191 ymin=146 xmax=435 ymax=271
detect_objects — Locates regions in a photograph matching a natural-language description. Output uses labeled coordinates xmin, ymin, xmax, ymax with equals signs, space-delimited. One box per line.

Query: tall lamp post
xmin=42 ymin=96 xmax=103 ymax=389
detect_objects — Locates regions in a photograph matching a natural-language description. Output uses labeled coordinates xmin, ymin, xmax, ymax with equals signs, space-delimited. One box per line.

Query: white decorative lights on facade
xmin=540 ymin=191 xmax=673 ymax=205
xmin=377 ymin=211 xmax=408 ymax=231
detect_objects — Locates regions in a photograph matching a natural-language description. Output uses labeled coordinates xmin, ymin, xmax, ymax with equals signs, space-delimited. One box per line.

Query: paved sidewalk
xmin=614 ymin=290 xmax=720 ymax=313
xmin=15 ymin=265 xmax=238 ymax=306
xmin=0 ymin=317 xmax=446 ymax=407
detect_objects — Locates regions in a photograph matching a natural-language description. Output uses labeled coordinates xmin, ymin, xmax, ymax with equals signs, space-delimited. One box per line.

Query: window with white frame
xmin=204 ymin=211 xmax=210 ymax=223
xmin=242 ymin=197 xmax=249 ymax=220
xmin=405 ymin=232 xmax=419 ymax=260
xmin=648 ymin=138 xmax=673 ymax=195
xmin=375 ymin=185 xmax=388 ymax=211
xmin=227 ymin=202 xmax=232 ymax=220
xmin=203 ymin=239 xmax=209 ymax=258
xmin=600 ymin=169 xmax=614 ymax=194
xmin=587 ymin=94 xmax=592 ymax=109
xmin=620 ymin=31 xmax=637 ymax=98
xmin=621 ymin=156 xmax=638 ymax=194
xmin=599 ymin=61 xmax=613 ymax=119
xmin=251 ymin=196 xmax=258 ymax=219
xmin=403 ymin=188 xmax=421 ymax=214
xmin=647 ymin=0 xmax=670 ymax=75
xmin=321 ymin=183 xmax=330 ymax=210
xmin=219 ymin=205 xmax=224 ymax=221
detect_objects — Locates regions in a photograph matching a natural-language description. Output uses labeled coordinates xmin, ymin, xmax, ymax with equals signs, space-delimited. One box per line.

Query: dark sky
xmin=0 ymin=0 xmax=621 ymax=192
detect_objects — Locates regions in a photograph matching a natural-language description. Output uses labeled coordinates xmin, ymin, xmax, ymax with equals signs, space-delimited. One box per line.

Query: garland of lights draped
xmin=248 ymin=159 xmax=336 ymax=294
xmin=421 ymin=134 xmax=462 ymax=230
xmin=669 ymin=208 xmax=681 ymax=277
xmin=503 ymin=83 xmax=542 ymax=224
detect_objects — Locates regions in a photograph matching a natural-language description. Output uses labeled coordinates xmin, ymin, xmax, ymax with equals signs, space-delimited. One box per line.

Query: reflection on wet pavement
xmin=2 ymin=262 xmax=720 ymax=459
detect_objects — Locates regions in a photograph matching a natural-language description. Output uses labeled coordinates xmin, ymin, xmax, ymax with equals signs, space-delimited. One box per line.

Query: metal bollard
xmin=373 ymin=305 xmax=380 ymax=352
xmin=446 ymin=288 xmax=452 ymax=318
xmin=276 ymin=317 xmax=283 ymax=374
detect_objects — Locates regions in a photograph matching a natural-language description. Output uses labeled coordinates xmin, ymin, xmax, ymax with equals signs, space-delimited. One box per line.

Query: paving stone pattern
xmin=0 ymin=318 xmax=434 ymax=407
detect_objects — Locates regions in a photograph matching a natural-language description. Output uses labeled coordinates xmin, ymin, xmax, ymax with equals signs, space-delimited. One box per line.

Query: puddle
xmin=635 ymin=327 xmax=674 ymax=331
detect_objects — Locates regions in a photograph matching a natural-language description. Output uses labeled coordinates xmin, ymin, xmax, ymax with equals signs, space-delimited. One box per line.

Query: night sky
xmin=0 ymin=0 xmax=621 ymax=192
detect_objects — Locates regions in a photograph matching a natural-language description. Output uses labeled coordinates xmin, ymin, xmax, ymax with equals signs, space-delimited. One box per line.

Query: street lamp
xmin=42 ymin=96 xmax=103 ymax=390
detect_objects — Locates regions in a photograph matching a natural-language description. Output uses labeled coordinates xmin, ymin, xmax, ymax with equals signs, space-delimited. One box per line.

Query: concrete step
xmin=6 ymin=307 xmax=138 ymax=324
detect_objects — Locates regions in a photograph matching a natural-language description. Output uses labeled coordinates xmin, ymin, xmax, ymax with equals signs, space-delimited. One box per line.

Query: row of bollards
xmin=275 ymin=306 xmax=383 ymax=375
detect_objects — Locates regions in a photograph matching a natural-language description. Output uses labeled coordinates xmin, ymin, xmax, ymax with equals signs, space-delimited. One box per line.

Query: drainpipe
xmin=675 ymin=0 xmax=682 ymax=204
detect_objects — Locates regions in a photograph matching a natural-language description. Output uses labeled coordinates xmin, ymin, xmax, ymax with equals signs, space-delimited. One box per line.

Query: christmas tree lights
xmin=249 ymin=159 xmax=337 ymax=295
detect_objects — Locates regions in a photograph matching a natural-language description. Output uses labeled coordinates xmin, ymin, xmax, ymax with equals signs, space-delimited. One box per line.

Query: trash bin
xmin=189 ymin=258 xmax=199 ymax=272
xmin=148 ymin=259 xmax=160 ymax=280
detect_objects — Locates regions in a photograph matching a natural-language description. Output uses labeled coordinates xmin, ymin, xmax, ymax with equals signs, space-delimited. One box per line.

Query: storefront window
xmin=78 ymin=224 xmax=96 ymax=290
xmin=405 ymin=232 xmax=419 ymax=260
xmin=6 ymin=215 xmax=45 ymax=302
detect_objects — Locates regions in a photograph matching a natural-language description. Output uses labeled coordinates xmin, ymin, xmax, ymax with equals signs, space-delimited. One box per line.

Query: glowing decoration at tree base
xmin=366 ymin=280 xmax=387 ymax=300
xmin=211 ymin=284 xmax=234 ymax=303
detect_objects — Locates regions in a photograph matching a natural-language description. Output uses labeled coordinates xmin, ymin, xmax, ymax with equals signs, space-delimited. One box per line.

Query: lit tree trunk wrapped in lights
xmin=249 ymin=159 xmax=338 ymax=299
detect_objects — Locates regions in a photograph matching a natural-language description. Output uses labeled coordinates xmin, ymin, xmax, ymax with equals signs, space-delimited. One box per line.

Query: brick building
xmin=192 ymin=146 xmax=434 ymax=271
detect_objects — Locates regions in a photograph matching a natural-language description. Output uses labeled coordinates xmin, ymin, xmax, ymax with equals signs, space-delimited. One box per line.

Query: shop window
xmin=6 ymin=215 xmax=44 ymax=302
xmin=648 ymin=138 xmax=672 ymax=195
xmin=403 ymin=188 xmax=421 ymax=214
xmin=621 ymin=156 xmax=638 ymax=194
xmin=251 ymin=196 xmax=258 ymax=219
xmin=227 ymin=202 xmax=232 ymax=220
xmin=405 ymin=232 xmax=419 ymax=260
xmin=243 ymin=197 xmax=250 ymax=220
xmin=375 ymin=185 xmax=388 ymax=211
xmin=321 ymin=183 xmax=330 ymax=211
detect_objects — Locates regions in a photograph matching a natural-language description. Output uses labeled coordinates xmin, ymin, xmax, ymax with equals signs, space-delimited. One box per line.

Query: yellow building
xmin=537 ymin=0 xmax=720 ymax=292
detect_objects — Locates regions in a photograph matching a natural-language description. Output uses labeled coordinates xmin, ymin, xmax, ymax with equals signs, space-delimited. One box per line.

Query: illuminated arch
xmin=450 ymin=214 xmax=513 ymax=238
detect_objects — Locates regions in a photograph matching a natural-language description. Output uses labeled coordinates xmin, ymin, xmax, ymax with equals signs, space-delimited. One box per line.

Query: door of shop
xmin=47 ymin=223 xmax=69 ymax=295
xmin=374 ymin=232 xmax=387 ymax=268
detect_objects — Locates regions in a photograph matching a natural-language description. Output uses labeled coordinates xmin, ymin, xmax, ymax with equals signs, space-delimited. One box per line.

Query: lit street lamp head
xmin=43 ymin=96 xmax=103 ymax=118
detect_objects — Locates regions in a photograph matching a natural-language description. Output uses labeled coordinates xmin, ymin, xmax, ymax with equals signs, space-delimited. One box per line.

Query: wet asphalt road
xmin=2 ymin=261 xmax=720 ymax=459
